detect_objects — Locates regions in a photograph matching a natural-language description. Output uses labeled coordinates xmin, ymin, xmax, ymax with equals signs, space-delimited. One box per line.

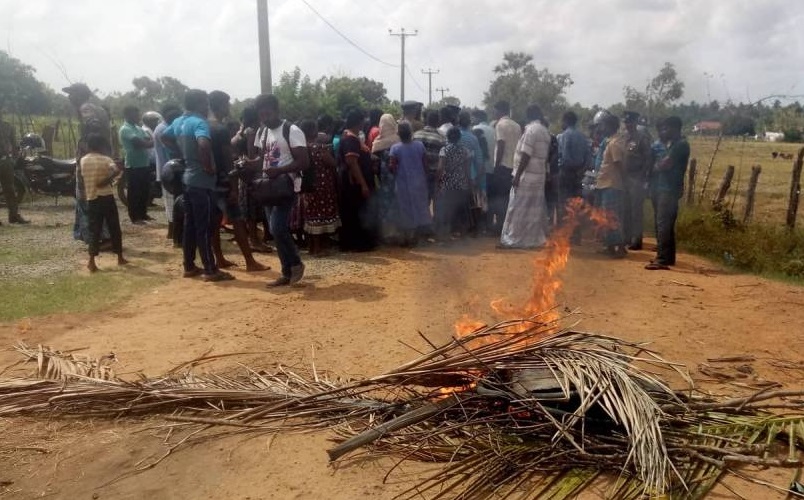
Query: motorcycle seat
xmin=39 ymin=156 xmax=77 ymax=171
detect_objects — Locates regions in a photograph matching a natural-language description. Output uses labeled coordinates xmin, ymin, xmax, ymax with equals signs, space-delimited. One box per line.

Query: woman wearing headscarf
xmin=371 ymin=113 xmax=401 ymax=243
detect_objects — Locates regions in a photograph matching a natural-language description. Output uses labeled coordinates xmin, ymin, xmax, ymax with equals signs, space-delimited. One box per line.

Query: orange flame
xmin=454 ymin=198 xmax=615 ymax=340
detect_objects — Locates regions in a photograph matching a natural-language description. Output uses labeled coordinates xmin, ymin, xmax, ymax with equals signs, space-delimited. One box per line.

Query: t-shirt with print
xmin=254 ymin=121 xmax=306 ymax=192
xmin=495 ymin=116 xmax=522 ymax=169
xmin=438 ymin=144 xmax=470 ymax=191
xmin=119 ymin=121 xmax=151 ymax=168
xmin=162 ymin=113 xmax=214 ymax=190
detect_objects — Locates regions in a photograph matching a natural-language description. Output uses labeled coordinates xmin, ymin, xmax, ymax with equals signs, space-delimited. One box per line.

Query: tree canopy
xmin=482 ymin=52 xmax=574 ymax=123
xmin=0 ymin=51 xmax=52 ymax=115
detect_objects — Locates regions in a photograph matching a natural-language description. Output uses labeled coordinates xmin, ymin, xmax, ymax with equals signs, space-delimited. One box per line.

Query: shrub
xmin=676 ymin=206 xmax=804 ymax=279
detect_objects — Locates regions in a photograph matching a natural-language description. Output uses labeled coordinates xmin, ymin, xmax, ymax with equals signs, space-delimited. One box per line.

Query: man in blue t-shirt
xmin=161 ymin=89 xmax=234 ymax=282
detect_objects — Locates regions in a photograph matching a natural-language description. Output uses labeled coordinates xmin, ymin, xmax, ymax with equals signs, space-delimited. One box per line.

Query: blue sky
xmin=1 ymin=0 xmax=802 ymax=108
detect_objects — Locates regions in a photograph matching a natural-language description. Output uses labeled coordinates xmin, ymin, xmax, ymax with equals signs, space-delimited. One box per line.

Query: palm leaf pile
xmin=2 ymin=320 xmax=804 ymax=499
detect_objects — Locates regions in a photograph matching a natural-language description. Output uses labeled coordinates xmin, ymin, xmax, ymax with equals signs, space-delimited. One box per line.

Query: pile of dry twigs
xmin=2 ymin=319 xmax=803 ymax=499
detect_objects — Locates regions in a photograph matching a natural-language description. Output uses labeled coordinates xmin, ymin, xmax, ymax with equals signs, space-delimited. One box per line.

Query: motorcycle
xmin=15 ymin=133 xmax=77 ymax=203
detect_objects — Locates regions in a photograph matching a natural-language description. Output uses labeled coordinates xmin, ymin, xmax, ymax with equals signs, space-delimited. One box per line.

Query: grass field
xmin=686 ymin=136 xmax=802 ymax=225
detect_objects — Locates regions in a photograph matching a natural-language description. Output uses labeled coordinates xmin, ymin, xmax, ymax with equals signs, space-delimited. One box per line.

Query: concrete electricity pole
xmin=257 ymin=0 xmax=272 ymax=94
xmin=435 ymin=87 xmax=450 ymax=101
xmin=421 ymin=68 xmax=439 ymax=106
xmin=388 ymin=28 xmax=417 ymax=102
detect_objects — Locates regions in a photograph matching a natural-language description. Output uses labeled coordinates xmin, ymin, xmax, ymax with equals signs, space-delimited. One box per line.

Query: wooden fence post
xmin=786 ymin=148 xmax=804 ymax=230
xmin=686 ymin=158 xmax=697 ymax=206
xmin=742 ymin=165 xmax=762 ymax=224
xmin=712 ymin=165 xmax=735 ymax=206
xmin=699 ymin=134 xmax=723 ymax=205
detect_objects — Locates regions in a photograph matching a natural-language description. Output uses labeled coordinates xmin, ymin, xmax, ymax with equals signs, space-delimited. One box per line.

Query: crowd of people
xmin=3 ymin=82 xmax=691 ymax=284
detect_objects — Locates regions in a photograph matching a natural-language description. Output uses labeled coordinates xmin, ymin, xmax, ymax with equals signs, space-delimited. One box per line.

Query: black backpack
xmin=282 ymin=121 xmax=316 ymax=194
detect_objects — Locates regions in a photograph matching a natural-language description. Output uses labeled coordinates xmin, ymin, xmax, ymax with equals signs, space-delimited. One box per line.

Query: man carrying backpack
xmin=251 ymin=94 xmax=309 ymax=287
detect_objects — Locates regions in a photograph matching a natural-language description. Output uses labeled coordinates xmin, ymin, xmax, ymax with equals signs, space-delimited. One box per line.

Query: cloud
xmin=0 ymin=0 xmax=802 ymax=110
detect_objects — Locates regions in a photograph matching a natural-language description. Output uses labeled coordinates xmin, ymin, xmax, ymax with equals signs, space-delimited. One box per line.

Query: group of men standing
xmin=472 ymin=100 xmax=689 ymax=271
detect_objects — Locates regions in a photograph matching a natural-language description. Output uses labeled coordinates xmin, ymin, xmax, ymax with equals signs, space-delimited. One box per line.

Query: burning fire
xmin=454 ymin=198 xmax=614 ymax=339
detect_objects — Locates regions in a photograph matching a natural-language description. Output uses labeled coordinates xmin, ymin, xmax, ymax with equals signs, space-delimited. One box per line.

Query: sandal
xmin=202 ymin=271 xmax=236 ymax=282
xmin=645 ymin=262 xmax=670 ymax=270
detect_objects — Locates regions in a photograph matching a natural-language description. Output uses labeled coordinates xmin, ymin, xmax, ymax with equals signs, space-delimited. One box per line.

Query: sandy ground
xmin=1 ymin=217 xmax=804 ymax=499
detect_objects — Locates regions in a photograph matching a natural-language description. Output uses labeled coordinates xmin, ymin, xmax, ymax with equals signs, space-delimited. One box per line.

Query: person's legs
xmin=624 ymin=175 xmax=645 ymax=248
xmin=269 ymin=200 xmax=302 ymax=282
xmin=99 ymin=195 xmax=126 ymax=264
xmin=600 ymin=188 xmax=626 ymax=255
xmin=654 ymin=192 xmax=679 ymax=266
xmin=86 ymin=197 xmax=103 ymax=271
xmin=190 ymin=188 xmax=218 ymax=276
xmin=0 ymin=158 xmax=24 ymax=223
xmin=182 ymin=190 xmax=199 ymax=274
xmin=210 ymin=195 xmax=235 ymax=269
xmin=136 ymin=168 xmax=152 ymax=221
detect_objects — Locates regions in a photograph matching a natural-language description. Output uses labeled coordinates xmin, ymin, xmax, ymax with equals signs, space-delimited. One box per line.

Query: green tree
xmin=623 ymin=62 xmax=684 ymax=121
xmin=482 ymin=52 xmax=573 ymax=123
xmin=0 ymin=50 xmax=51 ymax=115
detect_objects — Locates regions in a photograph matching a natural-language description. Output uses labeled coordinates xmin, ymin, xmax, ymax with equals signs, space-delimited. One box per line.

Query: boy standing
xmin=80 ymin=133 xmax=127 ymax=272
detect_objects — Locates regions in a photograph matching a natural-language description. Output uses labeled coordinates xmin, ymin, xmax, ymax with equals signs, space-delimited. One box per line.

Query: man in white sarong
xmin=499 ymin=104 xmax=551 ymax=249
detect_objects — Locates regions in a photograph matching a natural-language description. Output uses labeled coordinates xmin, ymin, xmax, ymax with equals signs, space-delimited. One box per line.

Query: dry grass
xmin=688 ymin=136 xmax=802 ymax=224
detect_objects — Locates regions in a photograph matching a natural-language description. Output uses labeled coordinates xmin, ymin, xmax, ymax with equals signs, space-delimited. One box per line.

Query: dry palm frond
xmin=1 ymin=323 xmax=803 ymax=500
xmin=13 ymin=342 xmax=116 ymax=381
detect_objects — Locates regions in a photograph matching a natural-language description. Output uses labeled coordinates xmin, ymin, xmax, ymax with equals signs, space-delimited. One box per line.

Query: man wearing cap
xmin=400 ymin=101 xmax=424 ymax=133
xmin=620 ymin=111 xmax=652 ymax=250
xmin=63 ymin=83 xmax=112 ymax=243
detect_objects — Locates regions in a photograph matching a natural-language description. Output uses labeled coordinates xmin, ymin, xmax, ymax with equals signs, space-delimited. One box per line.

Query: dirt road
xmin=1 ymin=222 xmax=803 ymax=499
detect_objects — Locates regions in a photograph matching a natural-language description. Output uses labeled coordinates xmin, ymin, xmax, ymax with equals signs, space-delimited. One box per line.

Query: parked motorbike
xmin=17 ymin=133 xmax=76 ymax=202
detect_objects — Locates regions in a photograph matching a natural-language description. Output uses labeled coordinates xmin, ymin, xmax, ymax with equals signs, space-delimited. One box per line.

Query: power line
xmin=299 ymin=0 xmax=398 ymax=68
xmin=406 ymin=65 xmax=426 ymax=94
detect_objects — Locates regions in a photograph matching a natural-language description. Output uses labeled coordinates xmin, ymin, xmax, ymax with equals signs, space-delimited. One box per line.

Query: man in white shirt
xmin=490 ymin=101 xmax=522 ymax=236
xmin=252 ymin=94 xmax=309 ymax=287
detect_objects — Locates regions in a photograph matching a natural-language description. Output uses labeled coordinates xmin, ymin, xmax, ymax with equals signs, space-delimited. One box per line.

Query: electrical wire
xmin=405 ymin=64 xmax=426 ymax=93
xmin=298 ymin=0 xmax=399 ymax=68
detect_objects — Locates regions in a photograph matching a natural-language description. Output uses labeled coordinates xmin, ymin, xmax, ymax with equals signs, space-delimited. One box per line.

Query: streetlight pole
xmin=389 ymin=28 xmax=417 ymax=102
xmin=257 ymin=0 xmax=272 ymax=94
xmin=421 ymin=68 xmax=439 ymax=106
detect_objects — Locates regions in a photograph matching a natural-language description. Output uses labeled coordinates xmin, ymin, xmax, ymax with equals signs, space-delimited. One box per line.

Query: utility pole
xmin=388 ymin=28 xmax=417 ymax=102
xmin=421 ymin=68 xmax=439 ymax=106
xmin=435 ymin=87 xmax=450 ymax=101
xmin=257 ymin=0 xmax=272 ymax=94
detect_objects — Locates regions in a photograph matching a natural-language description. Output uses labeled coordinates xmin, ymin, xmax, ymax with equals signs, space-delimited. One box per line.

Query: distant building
xmin=692 ymin=121 xmax=722 ymax=135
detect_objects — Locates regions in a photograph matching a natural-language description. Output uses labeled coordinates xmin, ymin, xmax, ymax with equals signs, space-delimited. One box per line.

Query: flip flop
xmin=645 ymin=262 xmax=670 ymax=270
xmin=202 ymin=271 xmax=236 ymax=282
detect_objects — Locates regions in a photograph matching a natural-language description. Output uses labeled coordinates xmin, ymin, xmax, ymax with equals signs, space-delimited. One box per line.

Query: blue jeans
xmin=599 ymin=188 xmax=625 ymax=248
xmin=184 ymin=186 xmax=217 ymax=274
xmin=265 ymin=199 xmax=302 ymax=278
